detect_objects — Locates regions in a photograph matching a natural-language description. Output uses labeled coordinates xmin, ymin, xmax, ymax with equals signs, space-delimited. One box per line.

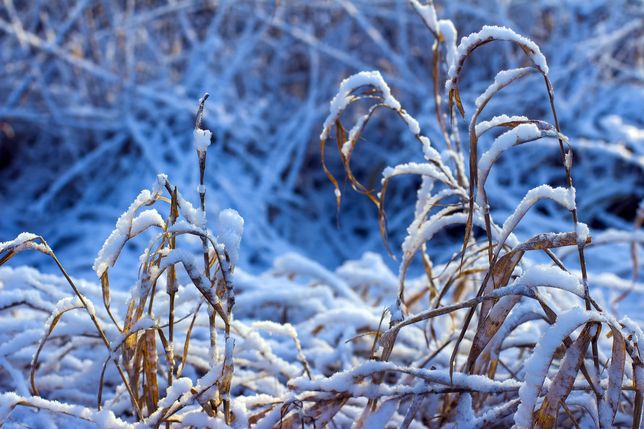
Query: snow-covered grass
xmin=1 ymin=0 xmax=641 ymax=277
xmin=0 ymin=1 xmax=642 ymax=428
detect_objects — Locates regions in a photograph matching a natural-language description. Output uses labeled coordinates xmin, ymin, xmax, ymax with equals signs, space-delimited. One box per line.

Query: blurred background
xmin=0 ymin=0 xmax=642 ymax=286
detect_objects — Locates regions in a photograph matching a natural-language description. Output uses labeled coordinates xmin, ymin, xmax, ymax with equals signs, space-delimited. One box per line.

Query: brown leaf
xmin=534 ymin=325 xmax=592 ymax=429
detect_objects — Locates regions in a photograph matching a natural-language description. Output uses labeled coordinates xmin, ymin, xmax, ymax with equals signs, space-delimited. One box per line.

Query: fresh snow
xmin=321 ymin=71 xmax=400 ymax=141
xmin=475 ymin=67 xmax=533 ymax=108
xmin=477 ymin=124 xmax=544 ymax=202
xmin=409 ymin=0 xmax=438 ymax=36
xmin=439 ymin=20 xmax=458 ymax=70
xmin=217 ymin=209 xmax=244 ymax=267
xmin=576 ymin=222 xmax=590 ymax=246
xmin=0 ymin=3 xmax=641 ymax=428
xmin=515 ymin=308 xmax=605 ymax=428
xmin=193 ymin=128 xmax=212 ymax=152
xmin=475 ymin=114 xmax=529 ymax=137
xmin=496 ymin=185 xmax=576 ymax=254
xmin=447 ymin=25 xmax=549 ymax=91
xmin=93 ymin=188 xmax=162 ymax=277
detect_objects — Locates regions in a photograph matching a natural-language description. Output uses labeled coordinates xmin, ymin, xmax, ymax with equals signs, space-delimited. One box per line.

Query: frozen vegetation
xmin=0 ymin=0 xmax=642 ymax=428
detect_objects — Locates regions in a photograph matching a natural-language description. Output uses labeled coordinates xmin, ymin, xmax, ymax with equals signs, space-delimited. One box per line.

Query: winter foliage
xmin=0 ymin=0 xmax=643 ymax=428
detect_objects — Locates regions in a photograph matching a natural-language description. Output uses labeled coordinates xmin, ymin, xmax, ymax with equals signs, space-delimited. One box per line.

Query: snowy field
xmin=0 ymin=1 xmax=642 ymax=428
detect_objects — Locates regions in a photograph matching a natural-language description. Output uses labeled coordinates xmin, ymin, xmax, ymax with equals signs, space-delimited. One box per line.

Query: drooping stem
xmin=543 ymin=75 xmax=603 ymax=411
xmin=432 ymin=40 xmax=451 ymax=152
xmin=45 ymin=241 xmax=143 ymax=420
xmin=194 ymin=93 xmax=221 ymax=417
xmin=164 ymin=187 xmax=179 ymax=429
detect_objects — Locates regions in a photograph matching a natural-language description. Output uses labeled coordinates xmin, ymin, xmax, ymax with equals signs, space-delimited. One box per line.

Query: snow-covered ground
xmin=0 ymin=0 xmax=642 ymax=427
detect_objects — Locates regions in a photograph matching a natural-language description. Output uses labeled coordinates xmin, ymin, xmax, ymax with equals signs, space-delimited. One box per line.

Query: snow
xmin=454 ymin=393 xmax=475 ymax=428
xmin=176 ymin=193 xmax=204 ymax=228
xmin=93 ymin=188 xmax=162 ymax=277
xmin=576 ymin=222 xmax=589 ymax=246
xmin=475 ymin=67 xmax=533 ymax=108
xmin=515 ymin=264 xmax=584 ymax=297
xmin=157 ymin=377 xmax=192 ymax=409
xmin=439 ymin=20 xmax=457 ymax=70
xmin=477 ymin=124 xmax=544 ymax=200
xmin=290 ymin=360 xmax=521 ymax=394
xmin=388 ymin=298 xmax=405 ymax=325
xmin=515 ymin=308 xmax=605 ymax=428
xmin=382 ymin=162 xmax=449 ymax=185
xmin=477 ymin=124 xmax=563 ymax=206
xmin=0 ymin=233 xmax=39 ymax=254
xmin=344 ymin=113 xmax=372 ymax=157
xmin=130 ymin=209 xmax=165 ymax=236
xmin=362 ymin=398 xmax=398 ymax=429
xmin=193 ymin=128 xmax=212 ymax=152
xmin=565 ymin=150 xmax=573 ymax=170
xmin=402 ymin=212 xmax=468 ymax=260
xmin=420 ymin=136 xmax=441 ymax=163
xmin=0 ymin=289 xmax=53 ymax=313
xmin=274 ymin=253 xmax=361 ymax=303
xmin=0 ymin=393 xmax=132 ymax=428
xmin=557 ymin=228 xmax=644 ymax=259
xmin=0 ymin=233 xmax=50 ymax=258
xmin=496 ymin=185 xmax=576 ymax=254
xmin=48 ymin=297 xmax=83 ymax=319
xmin=0 ymin=392 xmax=21 ymax=420
xmin=179 ymin=411 xmax=221 ymax=428
xmin=447 ymin=25 xmax=549 ymax=91
xmin=409 ymin=0 xmax=438 ymax=36
xmin=321 ymin=71 xmax=400 ymax=141
xmin=399 ymin=110 xmax=421 ymax=135
xmin=217 ymin=209 xmax=244 ymax=267
xmin=0 ymin=2 xmax=641 ymax=428
xmin=475 ymin=114 xmax=529 ymax=137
